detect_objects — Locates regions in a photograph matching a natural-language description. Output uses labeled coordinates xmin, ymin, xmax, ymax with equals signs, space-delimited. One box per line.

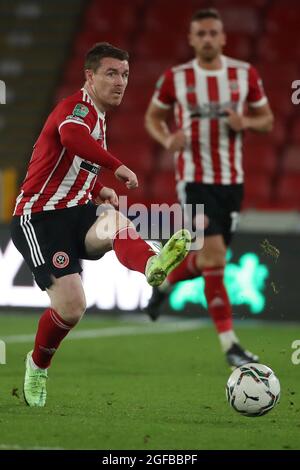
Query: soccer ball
xmin=226 ymin=363 xmax=280 ymax=417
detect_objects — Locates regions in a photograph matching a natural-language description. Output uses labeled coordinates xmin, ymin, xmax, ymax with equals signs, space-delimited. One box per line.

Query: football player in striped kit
xmin=145 ymin=9 xmax=274 ymax=368
xmin=11 ymin=43 xmax=191 ymax=407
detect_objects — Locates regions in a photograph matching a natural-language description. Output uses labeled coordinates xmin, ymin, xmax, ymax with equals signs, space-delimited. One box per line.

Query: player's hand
xmin=114 ymin=165 xmax=138 ymax=189
xmin=225 ymin=108 xmax=245 ymax=132
xmin=164 ymin=130 xmax=186 ymax=152
xmin=94 ymin=186 xmax=119 ymax=207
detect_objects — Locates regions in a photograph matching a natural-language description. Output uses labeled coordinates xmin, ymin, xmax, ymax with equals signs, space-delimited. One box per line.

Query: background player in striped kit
xmin=145 ymin=8 xmax=274 ymax=368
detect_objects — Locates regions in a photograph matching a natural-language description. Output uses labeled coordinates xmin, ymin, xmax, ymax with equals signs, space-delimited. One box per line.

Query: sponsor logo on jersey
xmin=186 ymin=85 xmax=196 ymax=93
xmin=73 ymin=103 xmax=89 ymax=118
xmin=52 ymin=252 xmax=70 ymax=269
xmin=229 ymin=80 xmax=239 ymax=93
xmin=80 ymin=161 xmax=100 ymax=175
xmin=189 ymin=101 xmax=238 ymax=119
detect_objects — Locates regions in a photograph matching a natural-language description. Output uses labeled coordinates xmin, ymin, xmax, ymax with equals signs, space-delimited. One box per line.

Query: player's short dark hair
xmin=84 ymin=42 xmax=129 ymax=72
xmin=191 ymin=8 xmax=222 ymax=23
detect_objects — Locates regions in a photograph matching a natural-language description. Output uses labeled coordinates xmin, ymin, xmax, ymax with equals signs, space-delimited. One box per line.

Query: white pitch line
xmin=2 ymin=319 xmax=204 ymax=344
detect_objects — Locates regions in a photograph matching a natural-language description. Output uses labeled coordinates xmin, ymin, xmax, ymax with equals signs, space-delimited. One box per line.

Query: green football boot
xmin=145 ymin=229 xmax=191 ymax=287
xmin=23 ymin=351 xmax=48 ymax=407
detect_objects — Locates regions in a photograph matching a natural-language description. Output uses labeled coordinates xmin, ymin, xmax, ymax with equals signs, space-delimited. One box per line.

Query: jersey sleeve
xmin=247 ymin=66 xmax=268 ymax=108
xmin=56 ymin=99 xmax=98 ymax=134
xmin=152 ymin=69 xmax=176 ymax=109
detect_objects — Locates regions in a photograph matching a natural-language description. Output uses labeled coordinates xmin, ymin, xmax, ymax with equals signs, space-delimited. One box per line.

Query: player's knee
xmin=95 ymin=209 xmax=131 ymax=241
xmin=114 ymin=211 xmax=133 ymax=232
xmin=58 ymin=294 xmax=86 ymax=324
xmin=202 ymin=249 xmax=226 ymax=268
xmin=110 ymin=211 xmax=135 ymax=238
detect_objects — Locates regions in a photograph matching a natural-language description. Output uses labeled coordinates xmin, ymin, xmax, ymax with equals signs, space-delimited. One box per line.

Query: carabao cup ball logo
xmin=52 ymin=252 xmax=69 ymax=269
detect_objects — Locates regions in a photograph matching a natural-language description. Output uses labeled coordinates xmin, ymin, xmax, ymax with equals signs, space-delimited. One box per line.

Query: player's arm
xmin=226 ymin=103 xmax=274 ymax=133
xmin=60 ymin=123 xmax=121 ymax=171
xmin=145 ymin=69 xmax=186 ymax=152
xmin=226 ymin=65 xmax=274 ymax=134
xmin=242 ymin=103 xmax=274 ymax=133
xmin=57 ymin=100 xmax=137 ymax=188
xmin=145 ymin=103 xmax=185 ymax=152
xmin=60 ymin=123 xmax=138 ymax=189
xmin=91 ymin=180 xmax=118 ymax=207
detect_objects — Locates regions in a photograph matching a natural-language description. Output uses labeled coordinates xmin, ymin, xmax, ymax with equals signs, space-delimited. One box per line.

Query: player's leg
xmin=84 ymin=205 xmax=191 ymax=286
xmin=167 ymin=251 xmax=200 ymax=283
xmin=165 ymin=208 xmax=209 ymax=285
xmin=144 ymin=183 xmax=205 ymax=319
xmin=195 ymin=233 xmax=258 ymax=368
xmin=11 ymin=208 xmax=91 ymax=407
xmin=24 ymin=273 xmax=86 ymax=407
xmin=144 ymin=250 xmax=201 ymax=321
xmin=144 ymin=234 xmax=222 ymax=322
xmin=196 ymin=233 xmax=233 ymax=336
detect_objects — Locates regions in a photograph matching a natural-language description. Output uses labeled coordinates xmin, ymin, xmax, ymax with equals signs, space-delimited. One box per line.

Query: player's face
xmin=86 ymin=57 xmax=129 ymax=109
xmin=189 ymin=19 xmax=226 ymax=61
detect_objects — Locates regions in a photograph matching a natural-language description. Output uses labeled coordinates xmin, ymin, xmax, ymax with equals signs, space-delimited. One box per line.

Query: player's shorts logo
xmin=52 ymin=252 xmax=69 ymax=269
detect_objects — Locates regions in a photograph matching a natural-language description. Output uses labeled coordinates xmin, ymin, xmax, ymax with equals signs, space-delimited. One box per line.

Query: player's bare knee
xmin=110 ymin=210 xmax=132 ymax=233
xmin=95 ymin=209 xmax=133 ymax=241
xmin=114 ymin=212 xmax=134 ymax=233
xmin=55 ymin=295 xmax=86 ymax=324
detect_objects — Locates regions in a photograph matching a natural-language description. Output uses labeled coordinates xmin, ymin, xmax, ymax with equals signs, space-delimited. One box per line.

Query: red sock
xmin=32 ymin=308 xmax=74 ymax=368
xmin=168 ymin=252 xmax=200 ymax=284
xmin=113 ymin=227 xmax=155 ymax=274
xmin=202 ymin=267 xmax=232 ymax=333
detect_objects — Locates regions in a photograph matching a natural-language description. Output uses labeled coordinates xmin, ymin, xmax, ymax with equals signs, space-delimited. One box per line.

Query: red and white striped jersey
xmin=152 ymin=55 xmax=268 ymax=185
xmin=14 ymin=88 xmax=107 ymax=216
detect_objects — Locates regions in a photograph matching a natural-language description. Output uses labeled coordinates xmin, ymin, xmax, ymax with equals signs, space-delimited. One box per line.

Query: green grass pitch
xmin=0 ymin=312 xmax=299 ymax=450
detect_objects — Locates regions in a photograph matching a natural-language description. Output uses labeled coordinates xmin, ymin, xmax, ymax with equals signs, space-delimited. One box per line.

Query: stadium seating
xmin=243 ymin=174 xmax=273 ymax=209
xmin=0 ymin=0 xmax=84 ymax=169
xmin=243 ymin=141 xmax=278 ymax=175
xmin=290 ymin=118 xmax=300 ymax=145
xmin=50 ymin=0 xmax=300 ymax=210
xmin=281 ymin=146 xmax=300 ymax=173
xmin=149 ymin=171 xmax=177 ymax=206
xmin=276 ymin=174 xmax=300 ymax=209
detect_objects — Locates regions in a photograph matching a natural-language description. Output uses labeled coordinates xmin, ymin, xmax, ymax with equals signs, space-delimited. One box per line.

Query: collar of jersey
xmin=193 ymin=55 xmax=226 ymax=76
xmin=81 ymin=87 xmax=106 ymax=120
